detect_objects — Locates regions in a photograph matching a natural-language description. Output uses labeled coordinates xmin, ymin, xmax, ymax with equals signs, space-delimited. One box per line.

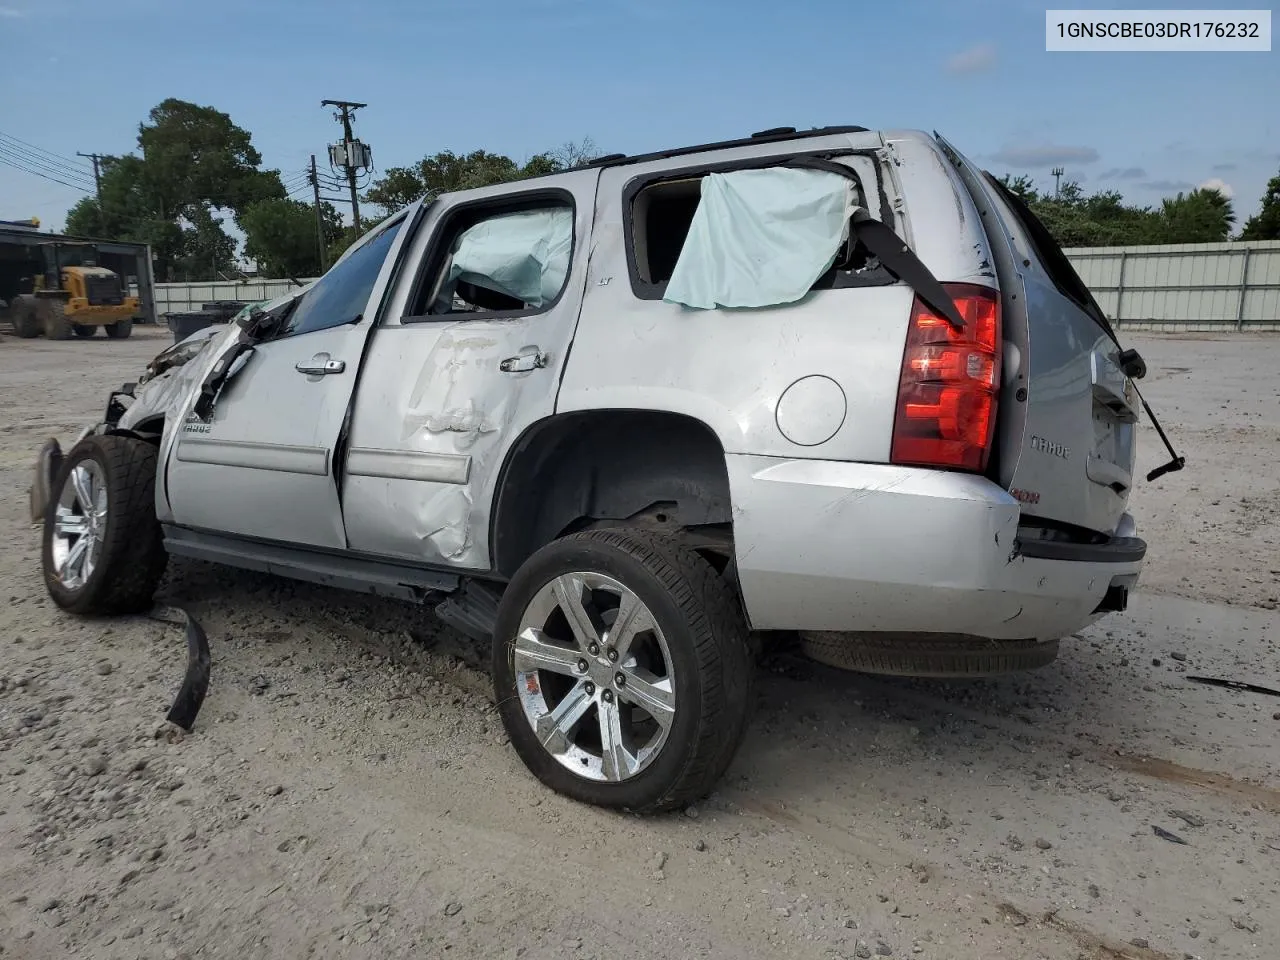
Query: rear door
xmin=339 ymin=173 xmax=599 ymax=569
xmin=934 ymin=134 xmax=1138 ymax=536
xmin=164 ymin=209 xmax=416 ymax=548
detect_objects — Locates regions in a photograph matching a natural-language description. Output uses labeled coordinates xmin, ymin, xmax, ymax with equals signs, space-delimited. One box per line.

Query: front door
xmin=165 ymin=209 xmax=416 ymax=548
xmin=340 ymin=174 xmax=599 ymax=569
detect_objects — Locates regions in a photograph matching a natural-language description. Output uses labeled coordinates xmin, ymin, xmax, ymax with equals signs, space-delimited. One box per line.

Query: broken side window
xmin=661 ymin=168 xmax=858 ymax=310
xmin=421 ymin=205 xmax=574 ymax=317
xmin=628 ymin=164 xmax=892 ymax=309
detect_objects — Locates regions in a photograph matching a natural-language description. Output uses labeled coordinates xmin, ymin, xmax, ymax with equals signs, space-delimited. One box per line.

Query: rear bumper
xmin=726 ymin=455 xmax=1143 ymax=641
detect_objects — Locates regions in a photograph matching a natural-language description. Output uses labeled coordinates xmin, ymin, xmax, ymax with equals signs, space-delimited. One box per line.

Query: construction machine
xmin=2 ymin=241 xmax=139 ymax=339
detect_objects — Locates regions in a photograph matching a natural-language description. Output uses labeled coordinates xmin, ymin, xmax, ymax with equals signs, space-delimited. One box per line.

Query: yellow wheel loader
xmin=4 ymin=242 xmax=139 ymax=340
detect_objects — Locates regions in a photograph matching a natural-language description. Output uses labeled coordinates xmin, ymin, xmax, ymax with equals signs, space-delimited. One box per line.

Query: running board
xmin=162 ymin=526 xmax=459 ymax=603
xmin=434 ymin=579 xmax=504 ymax=643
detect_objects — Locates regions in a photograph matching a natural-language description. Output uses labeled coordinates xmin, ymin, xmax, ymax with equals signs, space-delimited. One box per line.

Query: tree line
xmin=64 ymin=98 xmax=1280 ymax=282
xmin=999 ymin=173 xmax=1278 ymax=246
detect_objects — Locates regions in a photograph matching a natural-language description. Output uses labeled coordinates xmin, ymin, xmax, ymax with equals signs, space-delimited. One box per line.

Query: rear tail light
xmin=890 ymin=283 xmax=1002 ymax=472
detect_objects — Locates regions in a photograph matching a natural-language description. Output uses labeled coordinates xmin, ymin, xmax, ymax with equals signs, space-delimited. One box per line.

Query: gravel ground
xmin=1 ymin=326 xmax=1277 ymax=960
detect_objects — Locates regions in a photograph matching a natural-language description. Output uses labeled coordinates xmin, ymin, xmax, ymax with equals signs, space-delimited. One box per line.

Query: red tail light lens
xmin=890 ymin=284 xmax=1002 ymax=472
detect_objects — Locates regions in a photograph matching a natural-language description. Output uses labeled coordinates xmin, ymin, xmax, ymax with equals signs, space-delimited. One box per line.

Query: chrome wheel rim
xmin=513 ymin=572 xmax=676 ymax=782
xmin=50 ymin=461 xmax=107 ymax=590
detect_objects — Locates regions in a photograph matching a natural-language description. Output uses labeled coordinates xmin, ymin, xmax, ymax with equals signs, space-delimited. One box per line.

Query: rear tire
xmin=12 ymin=298 xmax=41 ymax=338
xmin=42 ymin=434 xmax=168 ymax=615
xmin=493 ymin=528 xmax=754 ymax=813
xmin=73 ymin=325 xmax=97 ymax=338
xmin=105 ymin=318 xmax=133 ymax=339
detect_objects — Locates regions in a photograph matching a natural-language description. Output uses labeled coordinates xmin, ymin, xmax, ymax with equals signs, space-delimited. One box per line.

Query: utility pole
xmin=1051 ymin=167 xmax=1064 ymax=199
xmin=321 ymin=99 xmax=371 ymax=233
xmin=77 ymin=151 xmax=104 ymax=202
xmin=309 ymin=155 xmax=327 ymax=274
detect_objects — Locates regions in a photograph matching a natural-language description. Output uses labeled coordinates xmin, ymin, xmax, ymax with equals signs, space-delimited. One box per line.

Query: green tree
xmin=241 ymin=198 xmax=345 ymax=278
xmin=365 ymin=138 xmax=599 ymax=218
xmin=1159 ymin=187 xmax=1235 ymax=243
xmin=1239 ymin=170 xmax=1280 ymax=240
xmin=998 ymin=174 xmax=1039 ymax=203
xmin=175 ymin=206 xmax=237 ymax=279
xmin=62 ymin=99 xmax=285 ymax=280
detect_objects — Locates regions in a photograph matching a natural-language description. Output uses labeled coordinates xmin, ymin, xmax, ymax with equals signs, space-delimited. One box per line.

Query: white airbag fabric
xmin=446 ymin=207 xmax=573 ymax=308
xmin=663 ymin=168 xmax=858 ymax=310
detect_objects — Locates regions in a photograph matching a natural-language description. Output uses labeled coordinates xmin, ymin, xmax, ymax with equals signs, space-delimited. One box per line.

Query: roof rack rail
xmin=573 ymin=125 xmax=869 ymax=173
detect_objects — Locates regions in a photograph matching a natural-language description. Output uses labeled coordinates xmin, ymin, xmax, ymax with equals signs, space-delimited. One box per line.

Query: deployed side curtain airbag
xmin=663 ymin=168 xmax=858 ymax=310
xmin=446 ymin=207 xmax=573 ymax=308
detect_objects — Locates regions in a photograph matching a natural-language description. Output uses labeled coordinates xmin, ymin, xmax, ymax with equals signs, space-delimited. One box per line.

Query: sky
xmin=0 ymin=0 xmax=1276 ymax=235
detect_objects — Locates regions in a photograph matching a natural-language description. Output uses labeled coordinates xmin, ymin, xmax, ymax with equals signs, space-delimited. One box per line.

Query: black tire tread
xmin=798 ymin=632 xmax=1059 ymax=677
xmin=41 ymin=299 xmax=71 ymax=340
xmin=12 ymin=299 xmax=40 ymax=338
xmin=581 ymin=528 xmax=753 ymax=812
xmin=42 ymin=434 xmax=167 ymax=615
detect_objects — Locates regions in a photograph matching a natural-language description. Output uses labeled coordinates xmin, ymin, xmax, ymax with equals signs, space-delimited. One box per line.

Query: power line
xmin=0 ymin=131 xmax=95 ymax=178
xmin=0 ymin=143 xmax=96 ymax=191
xmin=0 ymin=153 xmax=92 ymax=193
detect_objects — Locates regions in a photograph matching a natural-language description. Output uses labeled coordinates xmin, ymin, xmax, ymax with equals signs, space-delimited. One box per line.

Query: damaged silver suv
xmin=32 ymin=126 xmax=1178 ymax=812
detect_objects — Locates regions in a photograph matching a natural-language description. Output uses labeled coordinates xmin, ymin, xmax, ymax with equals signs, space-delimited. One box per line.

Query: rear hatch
xmin=933 ymin=134 xmax=1138 ymax=537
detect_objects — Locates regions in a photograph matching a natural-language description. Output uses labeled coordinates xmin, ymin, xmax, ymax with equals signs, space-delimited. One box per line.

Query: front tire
xmin=38 ymin=299 xmax=71 ymax=340
xmin=73 ymin=324 xmax=97 ymax=338
xmin=105 ymin=318 xmax=133 ymax=339
xmin=42 ymin=434 xmax=168 ymax=615
xmin=493 ymin=528 xmax=753 ymax=813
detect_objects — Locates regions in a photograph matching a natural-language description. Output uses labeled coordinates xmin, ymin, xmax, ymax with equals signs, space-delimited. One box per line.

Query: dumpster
xmin=166 ymin=311 xmax=219 ymax=344
xmin=201 ymin=300 xmax=253 ymax=323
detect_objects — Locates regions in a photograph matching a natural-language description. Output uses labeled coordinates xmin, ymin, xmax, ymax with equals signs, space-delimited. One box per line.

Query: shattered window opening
xmin=409 ymin=200 xmax=575 ymax=320
xmin=626 ymin=160 xmax=893 ymax=305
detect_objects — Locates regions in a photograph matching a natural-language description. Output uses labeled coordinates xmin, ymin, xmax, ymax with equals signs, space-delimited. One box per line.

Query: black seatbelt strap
xmin=783 ymin=157 xmax=966 ymax=332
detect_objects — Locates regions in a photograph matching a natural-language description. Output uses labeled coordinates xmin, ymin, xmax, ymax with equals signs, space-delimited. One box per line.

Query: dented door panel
xmin=161 ymin=206 xmax=419 ymax=548
xmin=340 ymin=172 xmax=601 ymax=568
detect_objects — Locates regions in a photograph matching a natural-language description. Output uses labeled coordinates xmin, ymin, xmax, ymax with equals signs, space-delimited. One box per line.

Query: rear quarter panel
xmin=557 ymin=131 xmax=997 ymax=466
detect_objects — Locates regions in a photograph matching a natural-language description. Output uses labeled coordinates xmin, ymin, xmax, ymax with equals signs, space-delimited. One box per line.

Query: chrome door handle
xmin=295 ymin=353 xmax=346 ymax=376
xmin=500 ymin=351 xmax=548 ymax=373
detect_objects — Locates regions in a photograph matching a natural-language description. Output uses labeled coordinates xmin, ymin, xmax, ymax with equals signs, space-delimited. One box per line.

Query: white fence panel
xmin=1064 ymin=240 xmax=1280 ymax=331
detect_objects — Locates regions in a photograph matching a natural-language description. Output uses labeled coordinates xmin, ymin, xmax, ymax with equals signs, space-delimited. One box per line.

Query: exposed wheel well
xmin=113 ymin=415 xmax=164 ymax=445
xmin=491 ymin=410 xmax=734 ymax=578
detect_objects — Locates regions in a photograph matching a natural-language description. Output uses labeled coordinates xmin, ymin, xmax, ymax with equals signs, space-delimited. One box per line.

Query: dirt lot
xmin=1 ymin=326 xmax=1277 ymax=960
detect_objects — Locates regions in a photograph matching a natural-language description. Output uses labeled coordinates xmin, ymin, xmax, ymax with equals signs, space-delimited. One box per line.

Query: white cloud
xmin=0 ymin=6 xmax=26 ymax=16
xmin=1099 ymin=167 xmax=1147 ymax=181
xmin=946 ymin=43 xmax=997 ymax=74
xmin=1198 ymin=177 xmax=1234 ymax=198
